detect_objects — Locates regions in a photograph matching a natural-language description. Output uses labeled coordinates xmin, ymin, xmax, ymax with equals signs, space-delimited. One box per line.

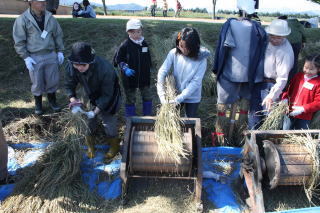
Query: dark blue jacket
xmin=213 ymin=18 xmax=268 ymax=88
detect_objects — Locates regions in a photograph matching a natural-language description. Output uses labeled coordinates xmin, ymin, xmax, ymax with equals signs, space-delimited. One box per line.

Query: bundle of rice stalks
xmin=259 ymin=101 xmax=288 ymax=130
xmin=202 ymin=71 xmax=217 ymax=97
xmin=310 ymin=111 xmax=320 ymax=129
xmin=154 ymin=76 xmax=189 ymax=164
xmin=283 ymin=133 xmax=320 ymax=204
xmin=1 ymin=110 xmax=104 ymax=213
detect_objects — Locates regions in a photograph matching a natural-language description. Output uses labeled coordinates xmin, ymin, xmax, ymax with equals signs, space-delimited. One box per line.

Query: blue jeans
xmin=180 ymin=103 xmax=200 ymax=118
xmin=248 ymin=82 xmax=275 ymax=130
xmin=282 ymin=116 xmax=310 ymax=130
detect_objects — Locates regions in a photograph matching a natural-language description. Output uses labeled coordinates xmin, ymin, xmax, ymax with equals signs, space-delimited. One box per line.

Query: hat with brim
xmin=266 ymin=19 xmax=291 ymax=36
xmin=126 ymin=19 xmax=143 ymax=32
xmin=68 ymin=42 xmax=95 ymax=64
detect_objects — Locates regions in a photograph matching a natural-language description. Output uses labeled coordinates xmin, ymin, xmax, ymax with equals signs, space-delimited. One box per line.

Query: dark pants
xmin=0 ymin=123 xmax=8 ymax=180
xmin=163 ymin=10 xmax=167 ymax=17
xmin=288 ymin=42 xmax=302 ymax=82
xmin=151 ymin=5 xmax=156 ymax=16
xmin=248 ymin=82 xmax=275 ymax=130
xmin=283 ymin=116 xmax=310 ymax=130
xmin=180 ymin=103 xmax=200 ymax=118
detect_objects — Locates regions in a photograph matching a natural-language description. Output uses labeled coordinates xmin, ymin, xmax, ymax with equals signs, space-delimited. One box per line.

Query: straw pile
xmin=259 ymin=101 xmax=288 ymax=130
xmin=1 ymin=110 xmax=103 ymax=212
xmin=284 ymin=133 xmax=320 ymax=204
xmin=154 ymin=76 xmax=189 ymax=164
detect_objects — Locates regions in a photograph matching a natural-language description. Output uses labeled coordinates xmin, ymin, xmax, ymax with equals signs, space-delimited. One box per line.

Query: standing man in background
xmin=46 ymin=0 xmax=59 ymax=14
xmin=151 ymin=0 xmax=157 ymax=17
xmin=13 ymin=0 xmax=64 ymax=115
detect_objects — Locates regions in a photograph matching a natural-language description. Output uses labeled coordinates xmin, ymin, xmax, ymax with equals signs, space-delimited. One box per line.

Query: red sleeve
xmin=281 ymin=73 xmax=300 ymax=100
xmin=303 ymin=83 xmax=320 ymax=113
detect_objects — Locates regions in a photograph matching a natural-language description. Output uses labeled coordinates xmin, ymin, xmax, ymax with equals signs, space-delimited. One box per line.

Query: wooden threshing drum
xmin=265 ymin=142 xmax=314 ymax=187
xmin=129 ymin=125 xmax=193 ymax=175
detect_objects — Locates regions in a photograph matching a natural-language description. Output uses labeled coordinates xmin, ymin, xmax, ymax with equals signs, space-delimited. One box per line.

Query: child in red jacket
xmin=282 ymin=54 xmax=320 ymax=129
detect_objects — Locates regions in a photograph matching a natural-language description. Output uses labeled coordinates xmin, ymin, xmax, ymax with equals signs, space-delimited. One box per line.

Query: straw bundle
xmin=154 ymin=76 xmax=189 ymax=164
xmin=259 ymin=101 xmax=288 ymax=130
xmin=283 ymin=133 xmax=320 ymax=204
xmin=1 ymin=111 xmax=103 ymax=212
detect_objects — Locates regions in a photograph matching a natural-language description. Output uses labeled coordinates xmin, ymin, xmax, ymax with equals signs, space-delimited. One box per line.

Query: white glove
xmin=86 ymin=111 xmax=95 ymax=119
xmin=289 ymin=106 xmax=305 ymax=117
xmin=281 ymin=99 xmax=288 ymax=105
xmin=71 ymin=105 xmax=84 ymax=114
xmin=57 ymin=52 xmax=64 ymax=65
xmin=24 ymin=57 xmax=37 ymax=72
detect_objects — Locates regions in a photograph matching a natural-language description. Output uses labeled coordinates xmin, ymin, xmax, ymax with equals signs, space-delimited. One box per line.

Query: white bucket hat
xmin=126 ymin=19 xmax=142 ymax=32
xmin=265 ymin=19 xmax=291 ymax=36
xmin=237 ymin=0 xmax=255 ymax=15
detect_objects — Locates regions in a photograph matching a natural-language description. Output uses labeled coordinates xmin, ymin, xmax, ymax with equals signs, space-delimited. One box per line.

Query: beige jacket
xmin=13 ymin=8 xmax=64 ymax=59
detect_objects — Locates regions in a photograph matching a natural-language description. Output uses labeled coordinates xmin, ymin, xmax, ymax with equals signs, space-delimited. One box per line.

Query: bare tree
xmin=101 ymin=0 xmax=107 ymax=15
xmin=212 ymin=0 xmax=217 ymax=19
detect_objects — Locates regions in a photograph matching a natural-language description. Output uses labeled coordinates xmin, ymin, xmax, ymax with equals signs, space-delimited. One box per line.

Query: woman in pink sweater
xmin=282 ymin=54 xmax=320 ymax=129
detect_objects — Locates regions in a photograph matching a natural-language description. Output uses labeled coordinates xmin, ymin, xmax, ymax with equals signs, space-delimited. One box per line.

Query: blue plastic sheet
xmin=202 ymin=147 xmax=243 ymax=213
xmin=0 ymin=143 xmax=122 ymax=201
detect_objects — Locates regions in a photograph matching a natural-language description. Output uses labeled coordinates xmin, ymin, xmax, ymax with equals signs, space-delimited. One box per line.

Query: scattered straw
xmin=0 ymin=110 xmax=104 ymax=212
xmin=259 ymin=101 xmax=288 ymax=130
xmin=283 ymin=133 xmax=320 ymax=204
xmin=154 ymin=76 xmax=189 ymax=164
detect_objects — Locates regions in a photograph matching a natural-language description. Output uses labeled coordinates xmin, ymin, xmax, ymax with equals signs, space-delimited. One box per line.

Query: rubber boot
xmin=34 ymin=95 xmax=43 ymax=115
xmin=142 ymin=101 xmax=152 ymax=116
xmin=125 ymin=104 xmax=136 ymax=117
xmin=47 ymin=93 xmax=61 ymax=112
xmin=105 ymin=138 xmax=120 ymax=159
xmin=85 ymin=135 xmax=96 ymax=158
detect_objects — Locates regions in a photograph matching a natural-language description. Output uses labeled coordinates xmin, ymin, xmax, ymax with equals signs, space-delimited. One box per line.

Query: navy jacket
xmin=114 ymin=38 xmax=152 ymax=89
xmin=213 ymin=18 xmax=268 ymax=88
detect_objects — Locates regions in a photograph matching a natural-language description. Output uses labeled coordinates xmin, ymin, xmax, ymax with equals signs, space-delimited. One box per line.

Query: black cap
xmin=68 ymin=42 xmax=95 ymax=64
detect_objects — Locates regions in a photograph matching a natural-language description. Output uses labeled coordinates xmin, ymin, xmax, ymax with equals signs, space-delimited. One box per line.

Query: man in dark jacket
xmin=65 ymin=42 xmax=121 ymax=160
xmin=212 ymin=1 xmax=268 ymax=144
xmin=114 ymin=19 xmax=153 ymax=117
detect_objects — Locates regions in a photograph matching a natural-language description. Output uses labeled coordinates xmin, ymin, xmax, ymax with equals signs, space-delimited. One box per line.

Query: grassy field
xmin=1 ymin=17 xmax=320 ymax=212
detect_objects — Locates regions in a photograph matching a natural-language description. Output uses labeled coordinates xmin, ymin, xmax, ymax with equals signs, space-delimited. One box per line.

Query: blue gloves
xmin=124 ymin=67 xmax=135 ymax=77
xmin=119 ymin=62 xmax=135 ymax=77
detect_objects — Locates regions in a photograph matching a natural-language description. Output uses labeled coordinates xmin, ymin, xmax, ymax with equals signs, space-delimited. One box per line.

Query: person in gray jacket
xmin=13 ymin=0 xmax=64 ymax=115
xmin=65 ymin=42 xmax=121 ymax=160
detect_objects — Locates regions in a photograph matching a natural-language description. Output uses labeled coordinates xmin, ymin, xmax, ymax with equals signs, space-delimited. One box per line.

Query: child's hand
xmin=289 ymin=106 xmax=305 ymax=116
xmin=124 ymin=67 xmax=135 ymax=77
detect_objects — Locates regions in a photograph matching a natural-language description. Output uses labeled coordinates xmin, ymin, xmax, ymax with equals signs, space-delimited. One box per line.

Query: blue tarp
xmin=1 ymin=144 xmax=320 ymax=213
xmin=1 ymin=142 xmax=122 ymax=201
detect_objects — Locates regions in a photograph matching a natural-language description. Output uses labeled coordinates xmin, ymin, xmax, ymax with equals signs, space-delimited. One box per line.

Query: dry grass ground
xmin=1 ymin=17 xmax=320 ymax=212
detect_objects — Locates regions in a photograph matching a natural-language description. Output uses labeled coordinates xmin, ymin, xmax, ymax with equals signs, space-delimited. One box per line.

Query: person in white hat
xmin=13 ymin=0 xmax=64 ymax=115
xmin=212 ymin=0 xmax=267 ymax=144
xmin=248 ymin=19 xmax=294 ymax=129
xmin=113 ymin=19 xmax=153 ymax=117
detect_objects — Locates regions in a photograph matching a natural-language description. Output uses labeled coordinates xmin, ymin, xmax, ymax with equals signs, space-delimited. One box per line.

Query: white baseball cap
xmin=237 ymin=0 xmax=255 ymax=15
xmin=266 ymin=19 xmax=291 ymax=36
xmin=126 ymin=19 xmax=142 ymax=32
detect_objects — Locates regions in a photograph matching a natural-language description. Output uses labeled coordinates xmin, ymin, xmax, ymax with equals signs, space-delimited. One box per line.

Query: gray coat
xmin=13 ymin=8 xmax=64 ymax=59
